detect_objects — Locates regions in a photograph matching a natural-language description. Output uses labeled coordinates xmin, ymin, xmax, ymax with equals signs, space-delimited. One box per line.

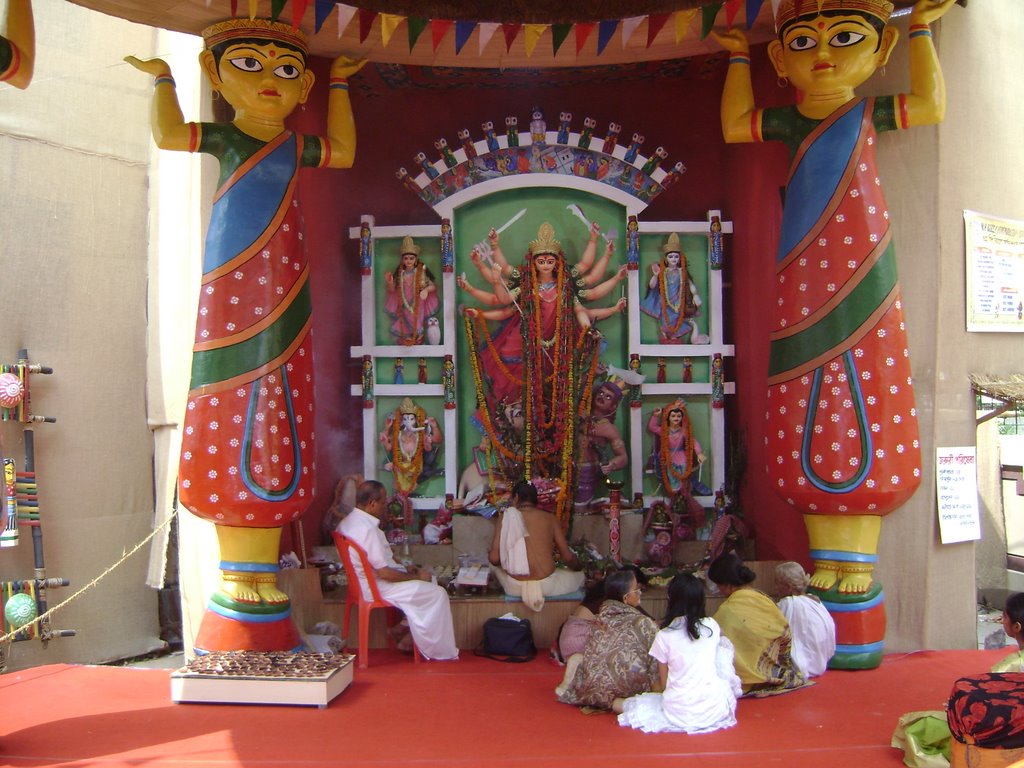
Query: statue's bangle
xmin=330 ymin=77 xmax=349 ymax=91
xmin=729 ymin=53 xmax=751 ymax=65
xmin=154 ymin=74 xmax=176 ymax=87
xmin=908 ymin=24 xmax=931 ymax=39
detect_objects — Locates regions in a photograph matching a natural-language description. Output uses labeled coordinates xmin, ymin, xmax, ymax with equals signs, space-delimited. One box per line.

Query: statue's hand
xmin=590 ymin=221 xmax=601 ymax=240
xmin=464 ymin=307 xmax=480 ymax=318
xmin=330 ymin=55 xmax=367 ymax=79
xmin=651 ymin=263 xmax=661 ymax=276
xmin=616 ymin=265 xmax=628 ymax=280
xmin=910 ymin=0 xmax=957 ymax=26
xmin=419 ymin=288 xmax=429 ymax=301
xmin=384 ymin=272 xmax=394 ymax=288
xmin=615 ymin=297 xmax=627 ymax=312
xmin=488 ymin=227 xmax=499 ymax=246
xmin=124 ymin=55 xmax=171 ymax=78
xmin=456 ymin=275 xmax=468 ymax=290
xmin=605 ymin=240 xmax=615 ymax=256
xmin=708 ymin=28 xmax=749 ymax=54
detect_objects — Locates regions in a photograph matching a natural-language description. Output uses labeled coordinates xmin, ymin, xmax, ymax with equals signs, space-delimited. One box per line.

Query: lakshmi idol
xmin=127 ymin=20 xmax=363 ymax=651
xmin=712 ymin=0 xmax=956 ymax=602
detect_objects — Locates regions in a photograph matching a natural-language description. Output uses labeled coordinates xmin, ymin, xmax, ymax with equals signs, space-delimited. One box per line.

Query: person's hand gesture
xmin=709 ymin=27 xmax=749 ymax=55
xmin=124 ymin=55 xmax=171 ymax=78
xmin=330 ymin=55 xmax=366 ymax=79
xmin=651 ymin=262 xmax=662 ymax=276
xmin=384 ymin=272 xmax=394 ymax=289
xmin=910 ymin=0 xmax=957 ymax=26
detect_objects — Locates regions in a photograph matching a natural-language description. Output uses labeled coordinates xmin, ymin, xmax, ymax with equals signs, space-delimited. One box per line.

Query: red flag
xmin=291 ymin=0 xmax=310 ymax=29
xmin=575 ymin=22 xmax=595 ymax=54
xmin=358 ymin=9 xmax=377 ymax=43
xmin=646 ymin=13 xmax=670 ymax=47
xmin=502 ymin=23 xmax=521 ymax=52
xmin=432 ymin=19 xmax=454 ymax=52
xmin=725 ymin=0 xmax=742 ymax=27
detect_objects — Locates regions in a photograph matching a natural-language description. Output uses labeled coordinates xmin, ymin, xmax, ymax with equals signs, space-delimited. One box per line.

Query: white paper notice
xmin=935 ymin=446 xmax=981 ymax=544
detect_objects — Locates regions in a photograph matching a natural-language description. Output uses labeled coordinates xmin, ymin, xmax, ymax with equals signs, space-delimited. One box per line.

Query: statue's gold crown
xmin=662 ymin=232 xmax=683 ymax=255
xmin=201 ymin=18 xmax=309 ymax=54
xmin=529 ymin=222 xmax=562 ymax=257
xmin=775 ymin=0 xmax=894 ymax=29
xmin=399 ymin=397 xmax=421 ymax=416
xmin=399 ymin=235 xmax=421 ymax=257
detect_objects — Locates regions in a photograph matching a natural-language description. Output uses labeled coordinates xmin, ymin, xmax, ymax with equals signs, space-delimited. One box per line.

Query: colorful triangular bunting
xmin=432 ymin=19 xmax=453 ymax=52
xmin=523 ymin=24 xmax=547 ymax=58
xmin=291 ymin=0 xmax=310 ymax=28
xmin=575 ymin=22 xmax=595 ymax=54
xmin=675 ymin=9 xmax=698 ymax=43
xmin=724 ymin=0 xmax=742 ymax=27
xmin=313 ymin=0 xmax=334 ymax=32
xmin=551 ymin=23 xmax=571 ymax=56
xmin=478 ymin=22 xmax=499 ymax=53
xmin=502 ymin=23 xmax=521 ymax=52
xmin=380 ymin=13 xmax=403 ymax=47
xmin=358 ymin=9 xmax=377 ymax=43
xmin=701 ymin=2 xmax=724 ymax=38
xmin=270 ymin=0 xmax=285 ymax=22
xmin=621 ymin=16 xmax=644 ymax=46
xmin=746 ymin=0 xmax=767 ymax=28
xmin=336 ymin=4 xmax=357 ymax=37
xmin=248 ymin=0 xmax=258 ymax=20
xmin=455 ymin=20 xmax=475 ymax=54
xmin=597 ymin=19 xmax=617 ymax=55
xmin=646 ymin=13 xmax=670 ymax=47
xmin=408 ymin=16 xmax=428 ymax=49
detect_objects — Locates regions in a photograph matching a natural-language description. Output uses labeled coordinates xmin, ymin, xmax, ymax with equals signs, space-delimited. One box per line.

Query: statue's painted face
xmin=401 ymin=413 xmax=417 ymax=430
xmin=668 ymin=408 xmax=684 ymax=427
xmin=665 ymin=252 xmax=682 ymax=268
xmin=534 ymin=254 xmax=558 ymax=278
xmin=401 ymin=252 xmax=418 ymax=269
xmin=593 ymin=386 xmax=618 ymax=414
xmin=776 ymin=13 xmax=887 ymax=96
xmin=213 ymin=41 xmax=313 ymax=121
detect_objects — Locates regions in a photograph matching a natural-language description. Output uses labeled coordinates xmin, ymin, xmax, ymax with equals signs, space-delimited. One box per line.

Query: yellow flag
xmin=674 ymin=9 xmax=698 ymax=44
xmin=381 ymin=13 xmax=404 ymax=47
xmin=523 ymin=23 xmax=548 ymax=57
xmin=249 ymin=0 xmax=258 ymax=19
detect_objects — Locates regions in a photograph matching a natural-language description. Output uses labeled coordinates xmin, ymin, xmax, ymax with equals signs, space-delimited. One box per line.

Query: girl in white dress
xmin=616 ymin=573 xmax=742 ymax=734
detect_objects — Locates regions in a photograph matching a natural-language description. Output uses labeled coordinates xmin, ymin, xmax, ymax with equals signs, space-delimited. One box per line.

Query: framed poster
xmin=964 ymin=210 xmax=1024 ymax=332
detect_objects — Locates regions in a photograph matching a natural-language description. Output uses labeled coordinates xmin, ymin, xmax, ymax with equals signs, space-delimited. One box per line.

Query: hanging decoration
xmin=204 ymin=2 xmax=772 ymax=59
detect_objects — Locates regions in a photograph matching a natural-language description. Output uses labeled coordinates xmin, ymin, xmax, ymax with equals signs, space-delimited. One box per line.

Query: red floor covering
xmin=0 ymin=648 xmax=1007 ymax=768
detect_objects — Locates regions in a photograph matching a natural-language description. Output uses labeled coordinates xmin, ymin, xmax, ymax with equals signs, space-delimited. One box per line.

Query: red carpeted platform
xmin=0 ymin=648 xmax=1007 ymax=767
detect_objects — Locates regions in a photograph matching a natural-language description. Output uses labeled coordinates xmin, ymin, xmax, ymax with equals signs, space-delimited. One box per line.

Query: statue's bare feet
xmin=221 ymin=574 xmax=260 ymax=605
xmin=837 ymin=571 xmax=873 ymax=594
xmin=255 ymin=577 xmax=289 ymax=605
xmin=808 ymin=566 xmax=838 ymax=591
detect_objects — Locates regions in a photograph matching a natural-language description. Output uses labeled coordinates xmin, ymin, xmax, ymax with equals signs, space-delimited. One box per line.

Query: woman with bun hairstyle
xmin=708 ymin=553 xmax=806 ymax=696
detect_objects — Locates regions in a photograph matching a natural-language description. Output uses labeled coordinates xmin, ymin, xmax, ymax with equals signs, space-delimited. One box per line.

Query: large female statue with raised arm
xmin=460 ymin=221 xmax=626 ymax=521
xmin=127 ymin=20 xmax=363 ymax=652
xmin=712 ymin=0 xmax=956 ymax=599
xmin=1 ymin=0 xmax=34 ymax=90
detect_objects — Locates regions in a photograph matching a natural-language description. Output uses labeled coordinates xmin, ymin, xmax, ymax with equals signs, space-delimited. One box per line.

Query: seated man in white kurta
xmin=337 ymin=480 xmax=459 ymax=661
xmin=488 ymin=480 xmax=585 ymax=612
